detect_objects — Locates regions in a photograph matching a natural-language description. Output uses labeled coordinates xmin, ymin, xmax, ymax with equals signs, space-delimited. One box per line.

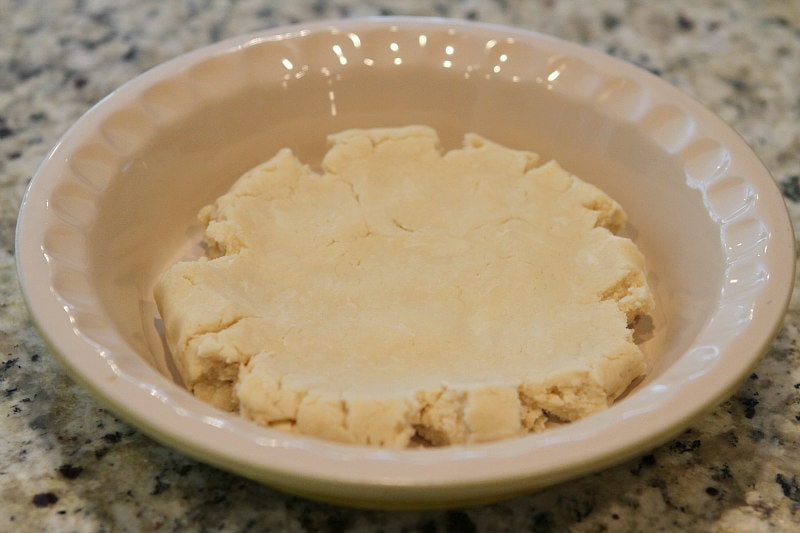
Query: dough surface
xmin=154 ymin=125 xmax=654 ymax=447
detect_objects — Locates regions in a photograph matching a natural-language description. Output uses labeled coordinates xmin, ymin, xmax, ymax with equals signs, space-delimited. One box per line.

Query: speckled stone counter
xmin=2 ymin=1 xmax=800 ymax=531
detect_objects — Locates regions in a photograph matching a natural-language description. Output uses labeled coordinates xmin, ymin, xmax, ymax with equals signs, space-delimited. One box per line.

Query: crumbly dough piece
xmin=154 ymin=125 xmax=654 ymax=447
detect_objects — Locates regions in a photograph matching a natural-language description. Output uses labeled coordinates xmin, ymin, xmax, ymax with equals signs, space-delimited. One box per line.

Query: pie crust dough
xmin=154 ymin=126 xmax=654 ymax=447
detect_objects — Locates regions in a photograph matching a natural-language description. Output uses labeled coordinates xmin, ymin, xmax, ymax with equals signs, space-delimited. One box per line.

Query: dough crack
xmin=391 ymin=218 xmax=415 ymax=233
xmin=204 ymin=313 xmax=255 ymax=337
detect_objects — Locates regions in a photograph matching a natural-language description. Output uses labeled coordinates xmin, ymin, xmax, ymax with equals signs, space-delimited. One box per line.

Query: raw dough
xmin=154 ymin=125 xmax=654 ymax=447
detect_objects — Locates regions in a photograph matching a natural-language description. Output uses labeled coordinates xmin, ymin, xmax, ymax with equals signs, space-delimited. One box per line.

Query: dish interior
xmin=73 ymin=28 xmax=722 ymax=394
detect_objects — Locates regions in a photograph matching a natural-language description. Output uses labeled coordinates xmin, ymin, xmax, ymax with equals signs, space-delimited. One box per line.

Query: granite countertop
xmin=2 ymin=0 xmax=800 ymax=531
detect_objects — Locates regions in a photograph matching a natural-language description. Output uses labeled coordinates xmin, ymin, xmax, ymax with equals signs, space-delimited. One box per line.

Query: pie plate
xmin=15 ymin=17 xmax=795 ymax=509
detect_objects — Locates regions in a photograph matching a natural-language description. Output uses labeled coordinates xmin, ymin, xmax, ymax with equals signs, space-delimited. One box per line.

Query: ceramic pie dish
xmin=15 ymin=17 xmax=795 ymax=509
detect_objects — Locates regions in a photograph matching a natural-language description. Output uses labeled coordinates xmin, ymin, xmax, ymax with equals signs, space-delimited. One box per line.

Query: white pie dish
xmin=15 ymin=17 xmax=794 ymax=509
